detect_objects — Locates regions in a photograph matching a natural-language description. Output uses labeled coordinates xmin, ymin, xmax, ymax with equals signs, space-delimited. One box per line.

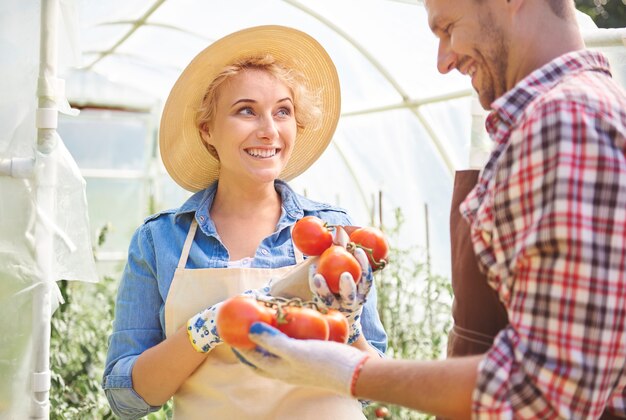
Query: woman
xmin=102 ymin=25 xmax=387 ymax=419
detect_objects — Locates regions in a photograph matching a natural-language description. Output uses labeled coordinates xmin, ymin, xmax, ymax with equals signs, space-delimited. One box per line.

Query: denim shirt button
xmin=199 ymin=216 xmax=205 ymax=222
xmin=260 ymin=249 xmax=269 ymax=256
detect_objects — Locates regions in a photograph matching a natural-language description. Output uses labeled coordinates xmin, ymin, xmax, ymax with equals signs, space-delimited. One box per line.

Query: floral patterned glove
xmin=309 ymin=247 xmax=373 ymax=344
xmin=187 ymin=285 xmax=271 ymax=353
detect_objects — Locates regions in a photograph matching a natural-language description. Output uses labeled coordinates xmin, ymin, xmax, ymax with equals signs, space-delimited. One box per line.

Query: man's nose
xmin=437 ymin=40 xmax=457 ymax=74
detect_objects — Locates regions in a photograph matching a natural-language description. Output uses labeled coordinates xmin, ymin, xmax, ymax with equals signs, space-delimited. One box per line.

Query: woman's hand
xmin=187 ymin=285 xmax=271 ymax=353
xmin=309 ymin=247 xmax=373 ymax=344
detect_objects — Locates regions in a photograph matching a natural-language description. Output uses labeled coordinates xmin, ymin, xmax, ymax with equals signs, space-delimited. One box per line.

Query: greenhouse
xmin=1 ymin=0 xmax=625 ymax=418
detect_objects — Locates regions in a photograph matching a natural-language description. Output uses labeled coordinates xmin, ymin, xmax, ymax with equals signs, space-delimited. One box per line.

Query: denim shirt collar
xmin=173 ymin=179 xmax=307 ymax=236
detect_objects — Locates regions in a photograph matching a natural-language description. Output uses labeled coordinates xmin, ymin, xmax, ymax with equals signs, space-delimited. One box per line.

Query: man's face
xmin=425 ymin=0 xmax=510 ymax=109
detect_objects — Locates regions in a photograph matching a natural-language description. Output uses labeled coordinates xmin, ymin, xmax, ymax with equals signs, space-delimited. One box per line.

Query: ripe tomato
xmin=349 ymin=226 xmax=389 ymax=270
xmin=323 ymin=309 xmax=349 ymax=343
xmin=374 ymin=406 xmax=390 ymax=418
xmin=216 ymin=296 xmax=273 ymax=349
xmin=317 ymin=245 xmax=362 ymax=294
xmin=292 ymin=216 xmax=333 ymax=256
xmin=276 ymin=306 xmax=329 ymax=341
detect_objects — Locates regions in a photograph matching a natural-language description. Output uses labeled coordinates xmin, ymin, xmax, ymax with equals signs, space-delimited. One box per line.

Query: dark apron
xmin=447 ymin=170 xmax=508 ymax=357
xmin=447 ymin=170 xmax=620 ymax=419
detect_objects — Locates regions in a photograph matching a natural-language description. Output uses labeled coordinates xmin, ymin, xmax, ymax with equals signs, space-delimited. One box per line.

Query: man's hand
xmin=236 ymin=322 xmax=369 ymax=396
xmin=309 ymin=247 xmax=373 ymax=344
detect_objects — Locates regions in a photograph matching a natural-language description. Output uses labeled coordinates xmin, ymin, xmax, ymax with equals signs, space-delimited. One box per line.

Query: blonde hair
xmin=196 ymin=55 xmax=322 ymax=157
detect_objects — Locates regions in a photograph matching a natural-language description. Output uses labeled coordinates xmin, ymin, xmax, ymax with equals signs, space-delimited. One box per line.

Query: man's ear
xmin=506 ymin=0 xmax=525 ymax=16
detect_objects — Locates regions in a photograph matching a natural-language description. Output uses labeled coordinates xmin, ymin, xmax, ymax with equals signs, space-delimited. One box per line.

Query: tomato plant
xmin=276 ymin=306 xmax=329 ymax=341
xmin=349 ymin=226 xmax=389 ymax=270
xmin=292 ymin=216 xmax=333 ymax=256
xmin=316 ymin=245 xmax=362 ymax=294
xmin=216 ymin=296 xmax=274 ymax=349
xmin=323 ymin=309 xmax=349 ymax=343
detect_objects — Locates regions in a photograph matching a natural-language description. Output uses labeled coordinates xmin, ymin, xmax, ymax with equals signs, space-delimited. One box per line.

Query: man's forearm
xmin=355 ymin=354 xmax=482 ymax=419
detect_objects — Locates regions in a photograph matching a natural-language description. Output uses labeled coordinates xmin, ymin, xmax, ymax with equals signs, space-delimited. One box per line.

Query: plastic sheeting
xmin=61 ymin=0 xmax=625 ymax=279
xmin=1 ymin=0 xmax=97 ymax=417
xmin=0 ymin=0 xmax=624 ymax=418
xmin=64 ymin=0 xmax=481 ymax=279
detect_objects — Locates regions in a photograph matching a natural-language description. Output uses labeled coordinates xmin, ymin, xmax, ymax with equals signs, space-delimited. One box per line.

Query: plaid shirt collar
xmin=485 ymin=50 xmax=612 ymax=139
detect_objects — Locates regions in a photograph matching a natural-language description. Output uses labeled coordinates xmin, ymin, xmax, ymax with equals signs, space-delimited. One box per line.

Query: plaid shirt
xmin=461 ymin=50 xmax=626 ymax=418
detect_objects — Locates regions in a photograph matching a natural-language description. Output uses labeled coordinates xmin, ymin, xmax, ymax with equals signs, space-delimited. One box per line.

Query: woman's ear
xmin=200 ymin=129 xmax=220 ymax=160
xmin=200 ymin=129 xmax=212 ymax=146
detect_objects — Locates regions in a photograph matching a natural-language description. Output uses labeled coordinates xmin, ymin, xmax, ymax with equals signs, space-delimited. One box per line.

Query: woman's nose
xmin=257 ymin=115 xmax=279 ymax=140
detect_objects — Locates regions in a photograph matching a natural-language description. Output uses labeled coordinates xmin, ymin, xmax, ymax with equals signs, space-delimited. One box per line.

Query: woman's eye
xmin=237 ymin=107 xmax=255 ymax=116
xmin=276 ymin=107 xmax=292 ymax=118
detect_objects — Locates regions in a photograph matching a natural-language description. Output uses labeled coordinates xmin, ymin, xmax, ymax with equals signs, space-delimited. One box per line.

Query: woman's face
xmin=203 ymin=69 xmax=297 ymax=185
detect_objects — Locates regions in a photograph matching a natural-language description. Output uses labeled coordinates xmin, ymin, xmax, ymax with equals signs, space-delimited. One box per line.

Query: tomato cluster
xmin=349 ymin=226 xmax=389 ymax=271
xmin=292 ymin=216 xmax=390 ymax=294
xmin=215 ymin=296 xmax=349 ymax=349
xmin=316 ymin=245 xmax=361 ymax=294
xmin=291 ymin=216 xmax=333 ymax=256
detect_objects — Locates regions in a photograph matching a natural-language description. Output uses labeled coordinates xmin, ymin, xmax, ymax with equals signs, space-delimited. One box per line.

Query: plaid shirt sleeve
xmin=469 ymin=95 xmax=626 ymax=418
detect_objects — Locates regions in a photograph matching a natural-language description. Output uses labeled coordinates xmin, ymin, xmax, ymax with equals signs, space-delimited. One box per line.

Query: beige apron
xmin=164 ymin=219 xmax=364 ymax=419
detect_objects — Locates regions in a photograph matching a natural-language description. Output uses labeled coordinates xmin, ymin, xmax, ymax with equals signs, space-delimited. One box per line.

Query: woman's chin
xmin=248 ymin=169 xmax=284 ymax=184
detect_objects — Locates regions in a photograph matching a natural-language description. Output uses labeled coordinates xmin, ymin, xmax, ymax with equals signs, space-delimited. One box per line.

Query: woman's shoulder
xmin=140 ymin=189 xmax=206 ymax=229
xmin=298 ymin=196 xmax=352 ymax=225
xmin=134 ymin=208 xmax=193 ymax=242
xmin=143 ymin=208 xmax=177 ymax=222
xmin=277 ymin=180 xmax=354 ymax=226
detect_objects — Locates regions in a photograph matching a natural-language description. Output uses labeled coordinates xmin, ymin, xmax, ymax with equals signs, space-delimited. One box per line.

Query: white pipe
xmin=468 ymin=95 xmax=490 ymax=169
xmin=30 ymin=0 xmax=61 ymax=417
xmin=0 ymin=158 xmax=35 ymax=178
xmin=583 ymin=27 xmax=626 ymax=48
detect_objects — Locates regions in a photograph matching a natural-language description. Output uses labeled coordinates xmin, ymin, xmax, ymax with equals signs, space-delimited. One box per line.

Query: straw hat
xmin=159 ymin=25 xmax=341 ymax=192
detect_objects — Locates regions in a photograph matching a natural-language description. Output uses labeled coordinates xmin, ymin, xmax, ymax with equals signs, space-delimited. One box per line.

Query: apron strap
xmin=178 ymin=218 xmax=199 ymax=269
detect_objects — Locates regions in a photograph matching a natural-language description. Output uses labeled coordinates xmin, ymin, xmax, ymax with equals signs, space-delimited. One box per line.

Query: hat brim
xmin=159 ymin=25 xmax=341 ymax=192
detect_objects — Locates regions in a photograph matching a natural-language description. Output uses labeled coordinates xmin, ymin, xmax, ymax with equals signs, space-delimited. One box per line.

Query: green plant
xmin=50 ymin=276 xmax=174 ymax=419
xmin=50 ymin=223 xmax=174 ymax=419
xmin=575 ymin=0 xmax=626 ymax=28
xmin=50 ymin=277 xmax=116 ymax=419
xmin=364 ymin=208 xmax=453 ymax=420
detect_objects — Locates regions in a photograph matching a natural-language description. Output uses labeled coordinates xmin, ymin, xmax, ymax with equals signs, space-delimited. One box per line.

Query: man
xmin=238 ymin=0 xmax=626 ymax=417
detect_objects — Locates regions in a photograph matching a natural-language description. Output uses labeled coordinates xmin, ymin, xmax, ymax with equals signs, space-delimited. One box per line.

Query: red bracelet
xmin=350 ymin=355 xmax=370 ymax=397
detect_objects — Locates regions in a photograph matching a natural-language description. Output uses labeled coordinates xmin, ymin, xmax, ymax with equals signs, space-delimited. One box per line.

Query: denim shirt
xmin=102 ymin=180 xmax=388 ymax=419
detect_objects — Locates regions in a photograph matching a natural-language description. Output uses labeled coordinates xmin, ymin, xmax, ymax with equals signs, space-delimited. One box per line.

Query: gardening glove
xmin=309 ymin=246 xmax=373 ymax=344
xmin=187 ymin=285 xmax=271 ymax=353
xmin=238 ymin=322 xmax=370 ymax=396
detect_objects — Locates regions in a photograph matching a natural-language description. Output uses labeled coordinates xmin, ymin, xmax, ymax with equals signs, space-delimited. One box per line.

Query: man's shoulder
xmin=558 ymin=68 xmax=624 ymax=102
xmin=528 ymin=68 xmax=626 ymax=122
